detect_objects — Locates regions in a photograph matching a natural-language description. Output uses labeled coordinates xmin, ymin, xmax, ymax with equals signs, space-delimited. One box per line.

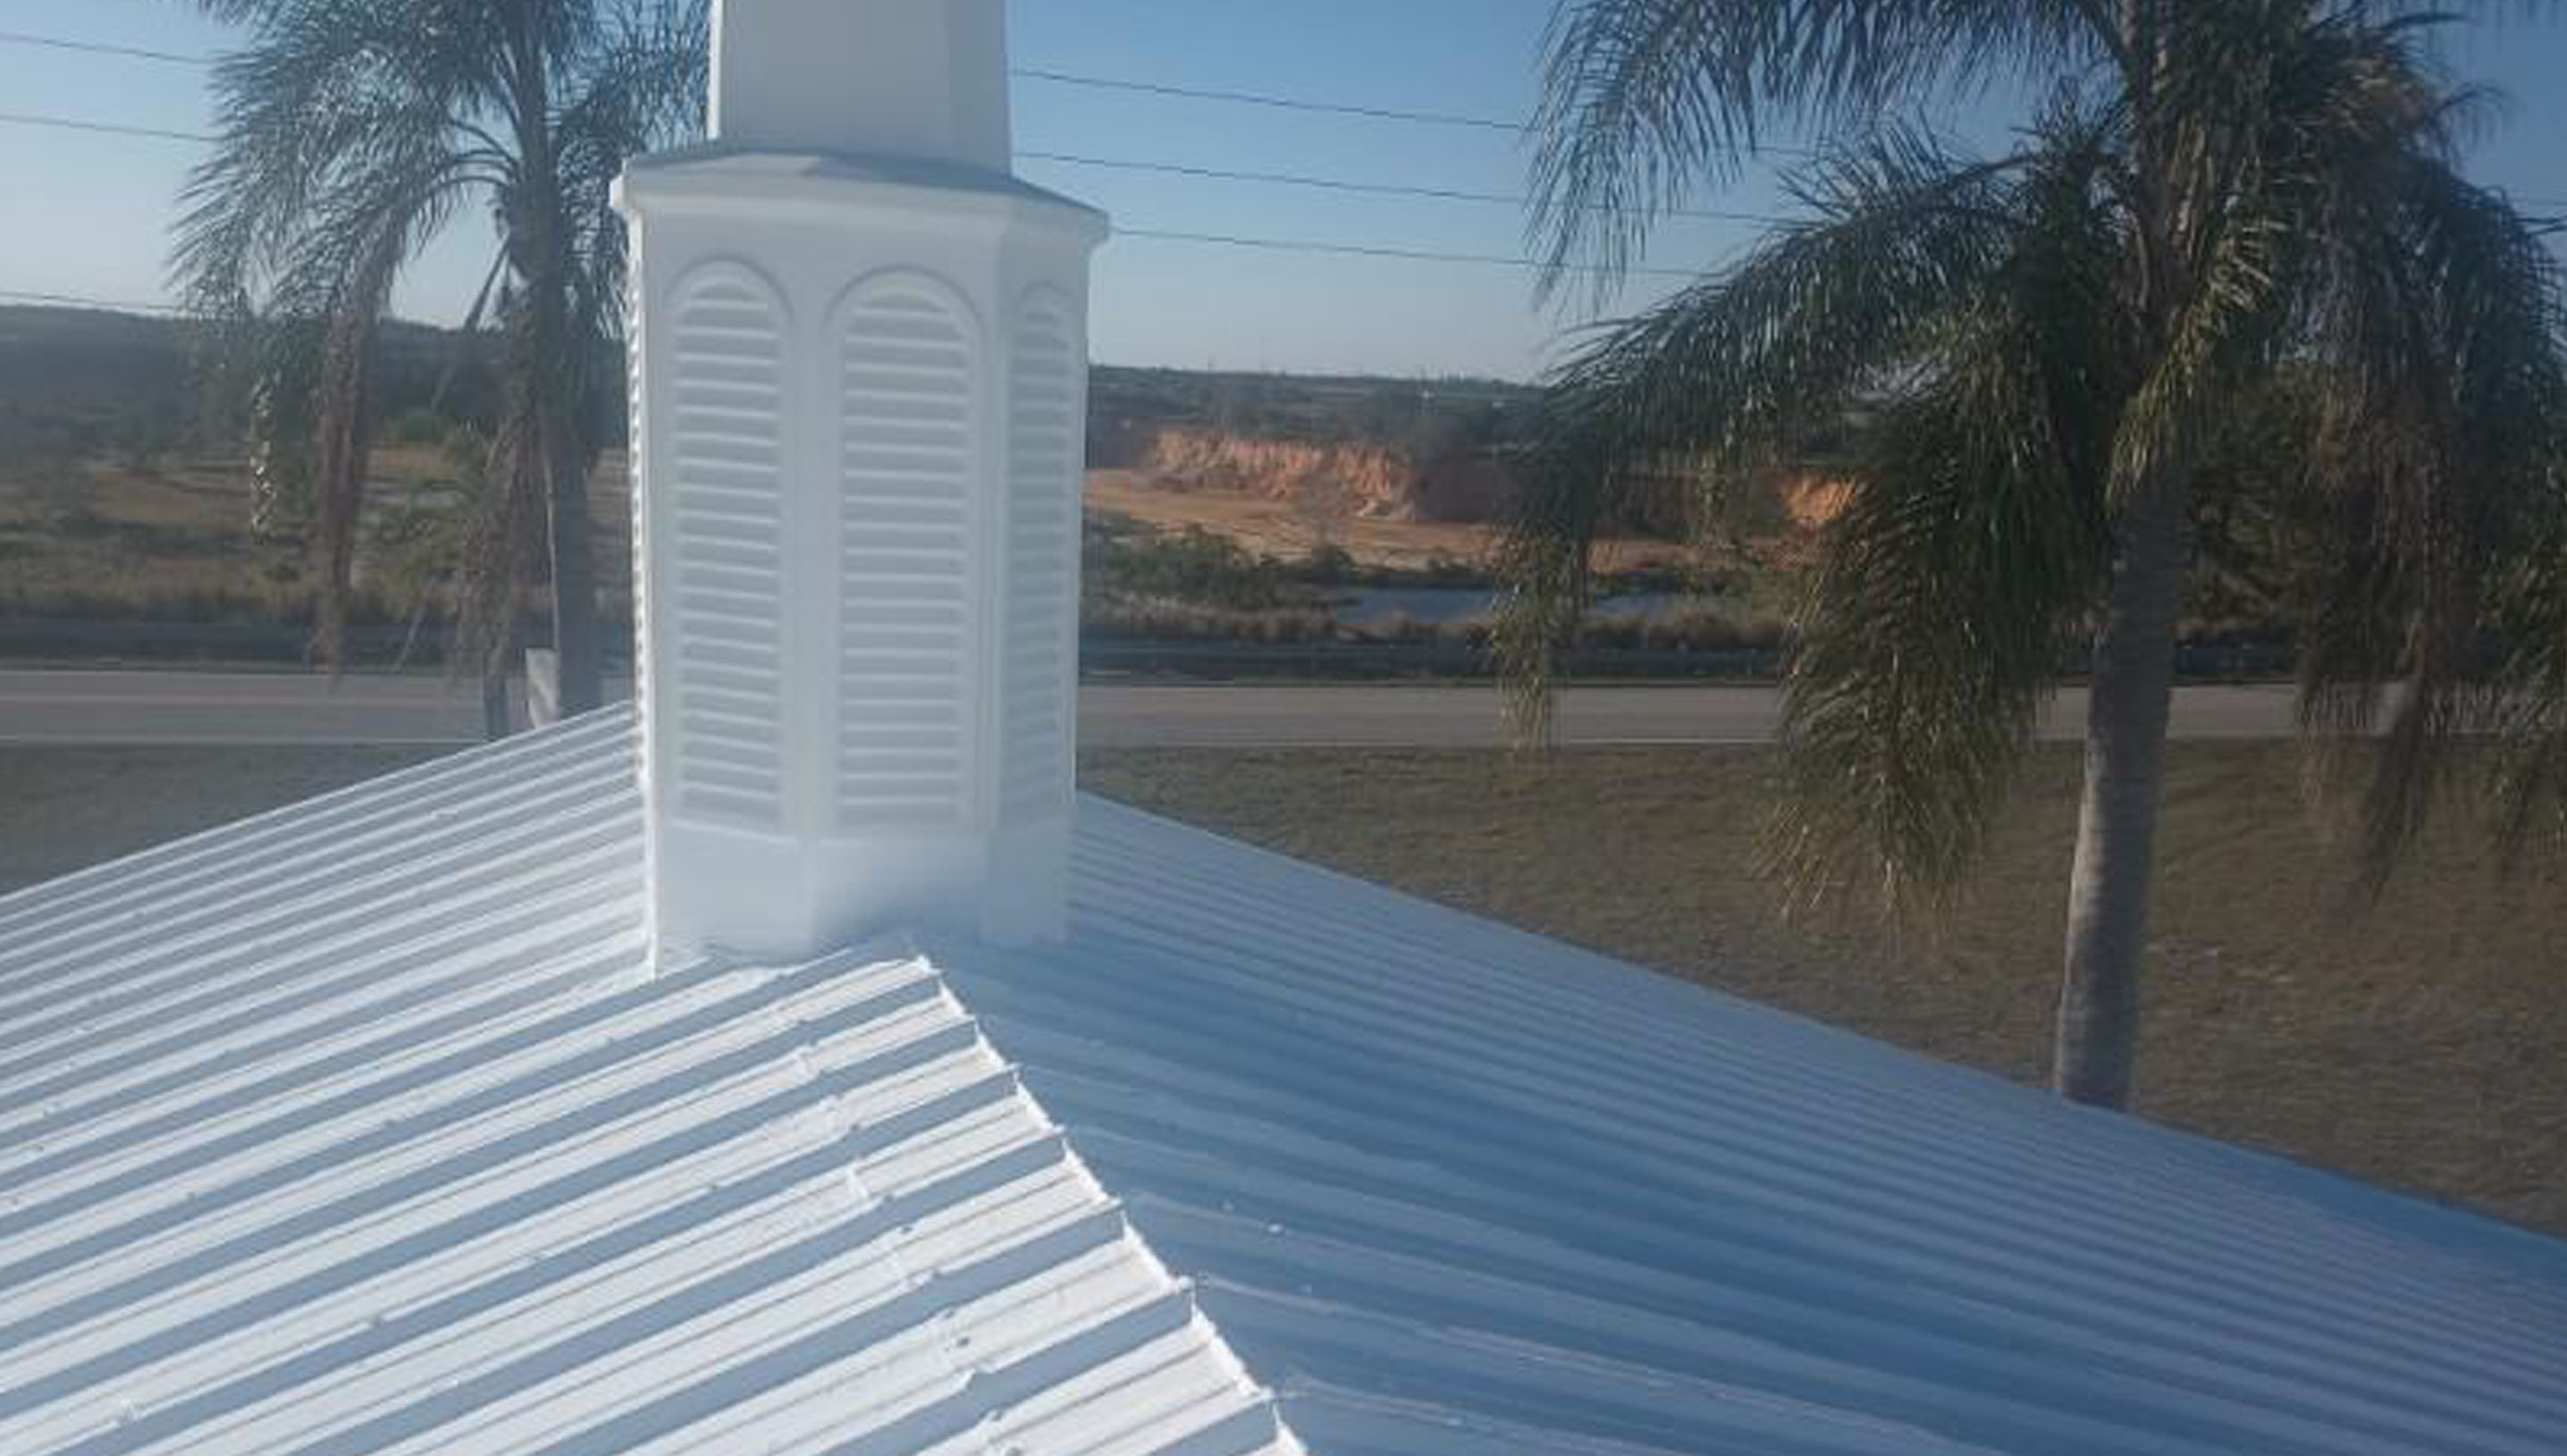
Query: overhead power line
xmin=0 ymin=107 xmax=1786 ymax=225
xmin=0 ymin=288 xmax=184 ymax=315
xmin=2 ymin=106 xmax=1799 ymax=231
xmin=0 ymin=30 xmax=1519 ymax=135
xmin=17 ymin=20 xmax=2567 ymax=205
xmin=0 ymin=28 xmax=205 ymax=66
xmin=1009 ymin=66 xmax=1530 ymax=134
xmin=4 ymin=28 xmax=1537 ymax=129
xmin=0 ymin=110 xmax=213 ymax=144
xmin=1115 ymin=227 xmax=1717 ymax=281
xmin=1019 ymin=150 xmax=1799 ymax=227
xmin=1011 ymin=68 xmax=1837 ymax=163
xmin=7 ymin=28 xmax=2561 ymax=240
xmin=0 ymin=108 xmax=1751 ymax=282
xmin=0 ymin=113 xmax=1728 ymax=290
xmin=8 ymin=105 xmax=2558 ymax=278
xmin=0 ymin=25 xmax=1810 ymax=156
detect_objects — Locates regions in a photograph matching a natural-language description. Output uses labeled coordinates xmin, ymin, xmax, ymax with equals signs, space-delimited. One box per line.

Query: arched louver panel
xmin=626 ymin=275 xmax=655 ymax=777
xmin=1000 ymin=291 xmax=1082 ymax=825
xmin=663 ymin=263 xmax=790 ymax=830
xmin=836 ymin=275 xmax=980 ymax=829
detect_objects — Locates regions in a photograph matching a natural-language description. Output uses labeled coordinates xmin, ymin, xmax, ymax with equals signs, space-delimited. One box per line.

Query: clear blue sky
xmin=2 ymin=0 xmax=2563 ymax=380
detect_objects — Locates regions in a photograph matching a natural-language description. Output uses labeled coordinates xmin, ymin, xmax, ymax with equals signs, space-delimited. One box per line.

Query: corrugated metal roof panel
xmin=0 ymin=713 xmax=1292 ymax=1456
xmin=938 ymin=799 xmax=2567 ymax=1456
xmin=4 ymin=710 xmax=2565 ymax=1454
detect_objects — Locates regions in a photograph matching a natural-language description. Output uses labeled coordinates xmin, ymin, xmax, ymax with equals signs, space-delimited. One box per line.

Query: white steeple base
xmin=617 ymin=153 xmax=1105 ymax=963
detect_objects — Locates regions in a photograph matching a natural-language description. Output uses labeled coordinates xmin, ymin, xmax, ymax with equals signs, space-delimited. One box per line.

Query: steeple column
xmin=618 ymin=0 xmax=1107 ymax=962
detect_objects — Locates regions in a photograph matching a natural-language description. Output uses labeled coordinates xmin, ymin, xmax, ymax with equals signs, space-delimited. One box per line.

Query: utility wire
xmin=17 ymin=20 xmax=2567 ymax=206
xmin=1008 ymin=65 xmax=1531 ymax=135
xmin=0 ymin=288 xmax=185 ymax=314
xmin=7 ymin=28 xmax=2562 ymax=225
xmin=0 ymin=109 xmax=1752 ymax=282
xmin=13 ymin=105 xmax=2539 ymax=222
xmin=7 ymin=105 xmax=2555 ymax=284
xmin=1114 ymin=228 xmax=1721 ymax=280
xmin=1018 ymin=150 xmax=1800 ymax=227
xmin=0 ymin=28 xmax=205 ymax=66
xmin=0 ymin=110 xmax=213 ymax=143
xmin=0 ymin=29 xmax=1587 ymax=142
xmin=2 ymin=27 xmax=1544 ymax=130
xmin=1011 ymin=68 xmax=1839 ymax=163
xmin=0 ymin=107 xmax=1791 ymax=226
xmin=0 ymin=25 xmax=1827 ymax=159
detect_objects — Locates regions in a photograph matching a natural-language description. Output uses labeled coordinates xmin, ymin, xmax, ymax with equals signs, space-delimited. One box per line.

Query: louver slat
xmin=666 ymin=268 xmax=789 ymax=831
xmin=839 ymin=285 xmax=976 ymax=829
xmin=1001 ymin=298 xmax=1081 ymax=825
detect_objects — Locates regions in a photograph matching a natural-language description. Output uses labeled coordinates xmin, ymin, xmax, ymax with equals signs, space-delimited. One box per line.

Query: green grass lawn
xmin=4 ymin=741 xmax=2560 ymax=1236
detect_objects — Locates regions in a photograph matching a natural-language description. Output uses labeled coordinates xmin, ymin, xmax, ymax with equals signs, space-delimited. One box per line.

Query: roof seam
xmin=918 ymin=963 xmax=1314 ymax=1456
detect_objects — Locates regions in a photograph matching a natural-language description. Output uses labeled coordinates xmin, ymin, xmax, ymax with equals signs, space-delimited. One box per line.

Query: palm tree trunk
xmin=516 ymin=198 xmax=602 ymax=718
xmin=543 ymin=410 xmax=603 ymax=715
xmin=2056 ymin=476 xmax=2192 ymax=1109
xmin=483 ymin=667 xmax=515 ymax=741
xmin=502 ymin=13 xmax=602 ymax=720
xmin=482 ymin=607 xmax=519 ymax=743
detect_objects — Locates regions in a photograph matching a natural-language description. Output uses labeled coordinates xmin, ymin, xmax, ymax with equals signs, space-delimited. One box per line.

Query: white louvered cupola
xmin=615 ymin=0 xmax=1107 ymax=961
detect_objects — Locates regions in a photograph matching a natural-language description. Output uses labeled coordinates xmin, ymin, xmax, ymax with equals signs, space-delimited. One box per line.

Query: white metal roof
xmin=4 ymin=709 xmax=2566 ymax=1453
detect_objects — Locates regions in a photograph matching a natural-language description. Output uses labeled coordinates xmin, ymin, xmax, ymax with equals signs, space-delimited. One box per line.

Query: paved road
xmin=1082 ymin=682 xmax=2314 ymax=747
xmin=0 ymin=669 xmax=2310 ymax=749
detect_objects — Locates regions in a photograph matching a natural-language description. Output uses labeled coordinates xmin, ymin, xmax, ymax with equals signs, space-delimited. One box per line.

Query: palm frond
xmin=1505 ymin=0 xmax=2567 ymax=1106
xmin=1528 ymin=0 xmax=2114 ymax=294
xmin=1768 ymin=137 xmax=2129 ymax=915
xmin=2487 ymin=463 xmax=2567 ymax=862
xmin=175 ymin=0 xmax=509 ymax=318
xmin=551 ymin=0 xmax=710 ymax=386
xmin=306 ymin=228 xmax=401 ymax=670
xmin=177 ymin=0 xmax=709 ymax=678
xmin=2107 ymin=2 xmax=2456 ymax=515
xmin=2293 ymin=148 xmax=2567 ymax=885
xmin=189 ymin=98 xmax=483 ymax=661
xmin=1501 ymin=131 xmax=2034 ymax=736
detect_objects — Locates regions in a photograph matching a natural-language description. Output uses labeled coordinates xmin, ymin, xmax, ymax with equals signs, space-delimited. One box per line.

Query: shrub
xmin=1299 ymin=542 xmax=1359 ymax=585
xmin=382 ymin=406 xmax=455 ymax=448
xmin=1587 ymin=608 xmax=1791 ymax=654
xmin=1088 ymin=526 xmax=1293 ymax=610
xmin=1082 ymin=596 xmax=1335 ymax=644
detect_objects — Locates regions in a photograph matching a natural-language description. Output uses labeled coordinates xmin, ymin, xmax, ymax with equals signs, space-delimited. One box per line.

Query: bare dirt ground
xmin=0 ymin=443 xmax=549 ymax=618
xmin=1087 ymin=467 xmax=1692 ymax=574
xmin=5 ymin=739 xmax=2560 ymax=1238
xmin=2 ymin=451 xmax=1684 ymax=623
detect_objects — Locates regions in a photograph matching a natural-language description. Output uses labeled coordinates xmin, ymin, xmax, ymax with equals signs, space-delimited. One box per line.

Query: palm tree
xmin=1507 ymin=0 xmax=2567 ymax=1108
xmin=176 ymin=0 xmax=708 ymax=716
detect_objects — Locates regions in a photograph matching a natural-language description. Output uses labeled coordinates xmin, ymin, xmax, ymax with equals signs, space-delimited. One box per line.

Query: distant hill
xmin=0 ymin=302 xmax=1534 ymax=461
xmin=0 ymin=302 xmax=1568 ymax=533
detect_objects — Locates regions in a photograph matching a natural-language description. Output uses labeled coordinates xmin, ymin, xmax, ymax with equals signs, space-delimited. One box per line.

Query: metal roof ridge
xmin=886 ymin=938 xmax=1314 ymax=1456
